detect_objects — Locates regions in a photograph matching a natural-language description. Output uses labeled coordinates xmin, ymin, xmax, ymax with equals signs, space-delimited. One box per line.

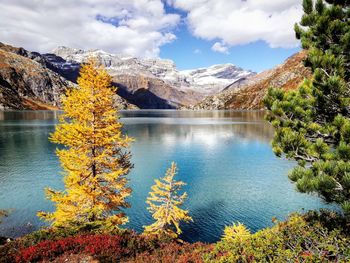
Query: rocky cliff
xmin=112 ymin=74 xmax=199 ymax=109
xmin=0 ymin=43 xmax=70 ymax=110
xmin=189 ymin=51 xmax=311 ymax=110
xmin=0 ymin=43 xmax=137 ymax=110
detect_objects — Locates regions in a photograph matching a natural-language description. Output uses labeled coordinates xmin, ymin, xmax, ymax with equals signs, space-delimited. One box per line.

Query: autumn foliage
xmin=144 ymin=162 xmax=192 ymax=238
xmin=15 ymin=234 xmax=125 ymax=262
xmin=38 ymin=59 xmax=133 ymax=229
xmin=11 ymin=233 xmax=208 ymax=263
xmin=2 ymin=212 xmax=347 ymax=263
xmin=2 ymin=1 xmax=349 ymax=261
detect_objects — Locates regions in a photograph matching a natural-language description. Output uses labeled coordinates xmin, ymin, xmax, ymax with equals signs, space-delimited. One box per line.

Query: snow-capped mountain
xmin=50 ymin=47 xmax=255 ymax=95
xmin=180 ymin=64 xmax=254 ymax=93
xmin=190 ymin=51 xmax=310 ymax=110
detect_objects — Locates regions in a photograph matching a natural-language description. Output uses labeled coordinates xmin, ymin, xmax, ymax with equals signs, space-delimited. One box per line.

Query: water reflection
xmin=122 ymin=110 xmax=274 ymax=144
xmin=0 ymin=110 xmax=334 ymax=242
xmin=0 ymin=110 xmax=61 ymax=121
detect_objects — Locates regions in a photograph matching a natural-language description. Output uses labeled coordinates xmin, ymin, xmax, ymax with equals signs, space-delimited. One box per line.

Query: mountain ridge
xmin=0 ymin=42 xmax=256 ymax=110
xmin=0 ymin=42 xmax=309 ymax=111
xmin=188 ymin=51 xmax=311 ymax=110
xmin=0 ymin=42 xmax=138 ymax=110
xmin=51 ymin=46 xmax=255 ymax=95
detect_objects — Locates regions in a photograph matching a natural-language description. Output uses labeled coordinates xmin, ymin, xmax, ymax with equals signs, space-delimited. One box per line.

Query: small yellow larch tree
xmin=143 ymin=162 xmax=192 ymax=238
xmin=222 ymin=222 xmax=251 ymax=243
xmin=38 ymin=59 xmax=133 ymax=229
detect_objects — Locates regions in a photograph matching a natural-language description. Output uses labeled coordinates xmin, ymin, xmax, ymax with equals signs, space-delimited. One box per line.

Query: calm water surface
xmin=0 ymin=110 xmax=335 ymax=242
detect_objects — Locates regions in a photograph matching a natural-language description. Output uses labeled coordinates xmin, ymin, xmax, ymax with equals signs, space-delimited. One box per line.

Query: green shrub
xmin=205 ymin=214 xmax=350 ymax=262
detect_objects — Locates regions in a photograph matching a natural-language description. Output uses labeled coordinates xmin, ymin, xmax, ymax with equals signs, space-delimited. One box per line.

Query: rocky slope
xmin=0 ymin=43 xmax=137 ymax=110
xmin=0 ymin=43 xmax=70 ymax=110
xmin=190 ymin=51 xmax=311 ymax=110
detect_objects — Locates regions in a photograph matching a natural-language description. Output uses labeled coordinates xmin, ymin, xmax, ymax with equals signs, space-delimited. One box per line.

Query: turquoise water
xmin=0 ymin=110 xmax=335 ymax=242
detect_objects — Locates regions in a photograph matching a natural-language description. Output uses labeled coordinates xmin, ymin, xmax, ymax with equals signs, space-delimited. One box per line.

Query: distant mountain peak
xmin=0 ymin=42 xmax=259 ymax=110
xmin=189 ymin=51 xmax=310 ymax=110
xmin=50 ymin=46 xmax=255 ymax=95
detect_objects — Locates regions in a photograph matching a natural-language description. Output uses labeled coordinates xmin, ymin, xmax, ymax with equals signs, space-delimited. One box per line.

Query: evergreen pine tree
xmin=143 ymin=162 xmax=192 ymax=238
xmin=264 ymin=0 xmax=350 ymax=214
xmin=38 ymin=59 xmax=133 ymax=229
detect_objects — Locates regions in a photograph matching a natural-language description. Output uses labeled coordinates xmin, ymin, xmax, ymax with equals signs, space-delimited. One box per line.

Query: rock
xmin=0 ymin=236 xmax=12 ymax=246
xmin=0 ymin=47 xmax=70 ymax=110
xmin=112 ymin=94 xmax=138 ymax=110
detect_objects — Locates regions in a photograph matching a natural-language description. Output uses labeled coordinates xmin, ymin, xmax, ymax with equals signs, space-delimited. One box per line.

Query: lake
xmin=0 ymin=110 xmax=335 ymax=243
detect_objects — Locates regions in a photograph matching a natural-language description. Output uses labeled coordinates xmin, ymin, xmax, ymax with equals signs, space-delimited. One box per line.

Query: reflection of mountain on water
xmin=0 ymin=111 xmax=61 ymax=121
xmin=121 ymin=110 xmax=266 ymax=121
xmin=123 ymin=111 xmax=274 ymax=144
xmin=0 ymin=110 xmax=274 ymax=143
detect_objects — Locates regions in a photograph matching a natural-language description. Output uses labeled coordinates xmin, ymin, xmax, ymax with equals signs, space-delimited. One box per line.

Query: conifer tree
xmin=264 ymin=0 xmax=350 ymax=214
xmin=143 ymin=162 xmax=192 ymax=238
xmin=38 ymin=59 xmax=133 ymax=229
xmin=222 ymin=222 xmax=251 ymax=243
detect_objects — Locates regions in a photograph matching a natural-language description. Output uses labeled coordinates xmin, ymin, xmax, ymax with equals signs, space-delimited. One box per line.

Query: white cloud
xmin=211 ymin=42 xmax=229 ymax=54
xmin=0 ymin=0 xmax=180 ymax=57
xmin=194 ymin=48 xmax=202 ymax=54
xmin=170 ymin=0 xmax=303 ymax=48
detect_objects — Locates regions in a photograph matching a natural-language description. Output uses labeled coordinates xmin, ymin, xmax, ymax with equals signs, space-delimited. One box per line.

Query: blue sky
xmin=0 ymin=0 xmax=303 ymax=73
xmin=160 ymin=1 xmax=301 ymax=72
xmin=160 ymin=2 xmax=301 ymax=72
xmin=160 ymin=24 xmax=300 ymax=72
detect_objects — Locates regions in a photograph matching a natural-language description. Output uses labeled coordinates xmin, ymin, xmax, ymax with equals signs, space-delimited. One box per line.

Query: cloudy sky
xmin=0 ymin=0 xmax=303 ymax=72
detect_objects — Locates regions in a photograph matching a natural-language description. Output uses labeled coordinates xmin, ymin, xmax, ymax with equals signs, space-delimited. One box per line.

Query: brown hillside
xmin=0 ymin=43 xmax=138 ymax=110
xmin=191 ymin=51 xmax=311 ymax=110
xmin=0 ymin=48 xmax=69 ymax=110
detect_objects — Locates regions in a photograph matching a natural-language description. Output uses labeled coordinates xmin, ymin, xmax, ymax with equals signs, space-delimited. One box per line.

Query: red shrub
xmin=14 ymin=233 xmax=211 ymax=263
xmin=15 ymin=234 xmax=125 ymax=262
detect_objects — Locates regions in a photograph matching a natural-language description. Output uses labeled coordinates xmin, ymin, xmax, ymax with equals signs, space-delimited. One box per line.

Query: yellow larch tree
xmin=222 ymin=222 xmax=251 ymax=243
xmin=143 ymin=162 xmax=192 ymax=238
xmin=38 ymin=59 xmax=133 ymax=230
